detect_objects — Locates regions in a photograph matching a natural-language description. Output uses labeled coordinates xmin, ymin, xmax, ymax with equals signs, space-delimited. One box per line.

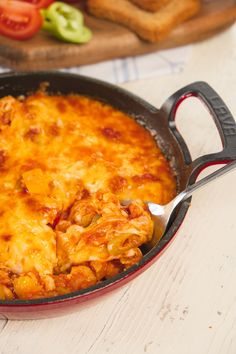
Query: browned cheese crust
xmin=0 ymin=93 xmax=176 ymax=300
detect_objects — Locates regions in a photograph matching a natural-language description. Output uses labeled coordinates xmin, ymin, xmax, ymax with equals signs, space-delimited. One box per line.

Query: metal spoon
xmin=125 ymin=160 xmax=236 ymax=248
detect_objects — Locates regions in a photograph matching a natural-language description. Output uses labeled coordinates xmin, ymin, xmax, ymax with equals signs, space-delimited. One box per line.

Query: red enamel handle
xmin=161 ymin=81 xmax=236 ymax=184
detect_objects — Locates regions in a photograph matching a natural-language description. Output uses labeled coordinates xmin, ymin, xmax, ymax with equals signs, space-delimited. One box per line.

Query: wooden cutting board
xmin=0 ymin=0 xmax=235 ymax=71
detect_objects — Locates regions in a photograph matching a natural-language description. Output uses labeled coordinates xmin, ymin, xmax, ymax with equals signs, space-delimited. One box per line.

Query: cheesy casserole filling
xmin=0 ymin=92 xmax=176 ymax=300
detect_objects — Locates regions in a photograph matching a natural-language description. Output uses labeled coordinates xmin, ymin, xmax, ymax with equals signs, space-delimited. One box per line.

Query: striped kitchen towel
xmin=60 ymin=45 xmax=191 ymax=84
xmin=0 ymin=45 xmax=190 ymax=84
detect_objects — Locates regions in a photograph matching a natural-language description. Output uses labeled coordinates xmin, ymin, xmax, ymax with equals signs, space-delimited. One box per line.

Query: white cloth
xmin=60 ymin=45 xmax=191 ymax=84
xmin=0 ymin=45 xmax=191 ymax=84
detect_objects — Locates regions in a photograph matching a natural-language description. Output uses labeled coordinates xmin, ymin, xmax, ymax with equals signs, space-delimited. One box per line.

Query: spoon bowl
xmin=130 ymin=160 xmax=236 ymax=250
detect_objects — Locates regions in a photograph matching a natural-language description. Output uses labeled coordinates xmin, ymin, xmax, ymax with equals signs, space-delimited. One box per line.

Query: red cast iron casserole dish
xmin=0 ymin=72 xmax=236 ymax=320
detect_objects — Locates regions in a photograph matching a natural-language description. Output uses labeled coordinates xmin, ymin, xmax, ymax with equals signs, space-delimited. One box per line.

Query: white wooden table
xmin=1 ymin=24 xmax=236 ymax=354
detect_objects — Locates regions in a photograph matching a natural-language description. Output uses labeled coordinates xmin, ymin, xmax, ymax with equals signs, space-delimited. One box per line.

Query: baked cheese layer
xmin=0 ymin=92 xmax=176 ymax=300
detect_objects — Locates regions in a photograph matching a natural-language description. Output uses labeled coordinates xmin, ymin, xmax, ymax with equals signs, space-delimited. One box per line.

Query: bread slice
xmin=87 ymin=0 xmax=201 ymax=42
xmin=129 ymin=0 xmax=172 ymax=12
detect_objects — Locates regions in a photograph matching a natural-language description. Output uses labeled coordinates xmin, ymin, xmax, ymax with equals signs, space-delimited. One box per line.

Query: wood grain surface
xmin=0 ymin=0 xmax=235 ymax=71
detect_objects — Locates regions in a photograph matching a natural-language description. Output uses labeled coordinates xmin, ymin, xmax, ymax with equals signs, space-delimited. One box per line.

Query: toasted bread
xmin=130 ymin=0 xmax=172 ymax=12
xmin=87 ymin=0 xmax=201 ymax=42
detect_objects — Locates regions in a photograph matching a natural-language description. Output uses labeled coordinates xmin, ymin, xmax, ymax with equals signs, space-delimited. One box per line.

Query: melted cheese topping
xmin=0 ymin=93 xmax=176 ymax=300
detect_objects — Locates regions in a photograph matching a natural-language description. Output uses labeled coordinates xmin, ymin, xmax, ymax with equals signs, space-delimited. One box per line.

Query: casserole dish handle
xmin=161 ymin=81 xmax=236 ymax=184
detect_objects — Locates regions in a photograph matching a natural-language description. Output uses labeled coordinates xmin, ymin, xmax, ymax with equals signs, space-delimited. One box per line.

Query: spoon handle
xmin=172 ymin=160 xmax=236 ymax=209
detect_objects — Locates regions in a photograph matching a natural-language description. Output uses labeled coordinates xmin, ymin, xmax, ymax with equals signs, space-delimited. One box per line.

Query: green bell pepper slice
xmin=54 ymin=25 xmax=92 ymax=44
xmin=41 ymin=2 xmax=92 ymax=44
